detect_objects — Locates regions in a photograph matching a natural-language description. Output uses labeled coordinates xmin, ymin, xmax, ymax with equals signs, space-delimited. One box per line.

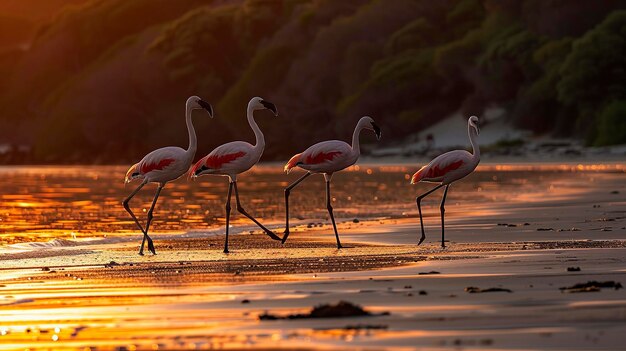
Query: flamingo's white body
xmin=123 ymin=96 xmax=213 ymax=255
xmin=287 ymin=140 xmax=359 ymax=174
xmin=411 ymin=116 xmax=480 ymax=247
xmin=191 ymin=97 xmax=281 ymax=253
xmin=126 ymin=147 xmax=194 ymax=184
xmin=282 ymin=116 xmax=381 ymax=248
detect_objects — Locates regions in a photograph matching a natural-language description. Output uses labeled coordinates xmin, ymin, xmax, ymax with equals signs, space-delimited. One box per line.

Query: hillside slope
xmin=0 ymin=0 xmax=624 ymax=163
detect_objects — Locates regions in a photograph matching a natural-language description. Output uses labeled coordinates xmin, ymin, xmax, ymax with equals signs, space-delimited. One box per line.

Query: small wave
xmin=10 ymin=238 xmax=79 ymax=250
xmin=24 ymin=238 xmax=79 ymax=248
xmin=4 ymin=236 xmax=135 ymax=252
xmin=0 ymin=298 xmax=34 ymax=306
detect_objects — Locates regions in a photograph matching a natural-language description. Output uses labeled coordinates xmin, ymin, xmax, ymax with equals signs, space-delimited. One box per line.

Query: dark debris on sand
xmin=560 ymin=281 xmax=622 ymax=293
xmin=418 ymin=271 xmax=441 ymax=275
xmin=497 ymin=223 xmax=517 ymax=227
xmin=465 ymin=286 xmax=513 ymax=293
xmin=315 ymin=324 xmax=387 ymax=331
xmin=104 ymin=261 xmax=119 ymax=268
xmin=259 ymin=301 xmax=389 ymax=320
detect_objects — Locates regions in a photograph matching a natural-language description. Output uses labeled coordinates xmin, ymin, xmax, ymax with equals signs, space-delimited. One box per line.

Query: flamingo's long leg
xmin=440 ymin=184 xmax=450 ymax=248
xmin=123 ymin=181 xmax=147 ymax=232
xmin=223 ymin=182 xmax=233 ymax=253
xmin=232 ymin=182 xmax=281 ymax=241
xmin=122 ymin=180 xmax=155 ymax=255
xmin=325 ymin=179 xmax=343 ymax=249
xmin=282 ymin=172 xmax=311 ymax=244
xmin=415 ymin=184 xmax=444 ymax=245
xmin=139 ymin=184 xmax=164 ymax=255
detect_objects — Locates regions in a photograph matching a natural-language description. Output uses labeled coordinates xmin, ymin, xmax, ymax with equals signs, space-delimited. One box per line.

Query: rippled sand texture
xmin=0 ymin=163 xmax=625 ymax=350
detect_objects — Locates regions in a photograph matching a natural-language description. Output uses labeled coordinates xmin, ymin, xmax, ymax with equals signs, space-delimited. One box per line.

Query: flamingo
xmin=191 ymin=97 xmax=281 ymax=253
xmin=411 ymin=115 xmax=480 ymax=248
xmin=123 ymin=96 xmax=213 ymax=255
xmin=282 ymin=116 xmax=381 ymax=248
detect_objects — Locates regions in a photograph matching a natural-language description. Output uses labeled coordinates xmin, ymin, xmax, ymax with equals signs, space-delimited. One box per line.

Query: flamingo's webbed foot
xmin=417 ymin=236 xmax=425 ymax=246
xmin=148 ymin=239 xmax=156 ymax=255
xmin=281 ymin=230 xmax=290 ymax=244
xmin=265 ymin=230 xmax=282 ymax=241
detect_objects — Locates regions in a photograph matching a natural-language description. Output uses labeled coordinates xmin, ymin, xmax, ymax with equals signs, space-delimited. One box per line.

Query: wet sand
xmin=0 ymin=164 xmax=625 ymax=350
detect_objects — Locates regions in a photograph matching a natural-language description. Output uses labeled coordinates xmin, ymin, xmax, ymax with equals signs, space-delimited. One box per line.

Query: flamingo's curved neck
xmin=185 ymin=104 xmax=197 ymax=157
xmin=468 ymin=122 xmax=480 ymax=164
xmin=248 ymin=105 xmax=265 ymax=150
xmin=351 ymin=120 xmax=365 ymax=157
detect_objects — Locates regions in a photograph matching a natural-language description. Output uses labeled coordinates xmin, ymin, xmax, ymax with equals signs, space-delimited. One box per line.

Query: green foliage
xmin=337 ymin=48 xmax=436 ymax=116
xmin=397 ymin=108 xmax=423 ymax=123
xmin=218 ymin=44 xmax=297 ymax=123
xmin=480 ymin=28 xmax=544 ymax=75
xmin=446 ymin=0 xmax=485 ymax=36
xmin=433 ymin=10 xmax=497 ymax=79
xmin=555 ymin=10 xmax=626 ymax=142
xmin=150 ymin=0 xmax=297 ymax=98
xmin=384 ymin=18 xmax=434 ymax=55
xmin=527 ymin=37 xmax=572 ymax=101
xmin=481 ymin=138 xmax=525 ymax=153
xmin=512 ymin=38 xmax=572 ymax=132
xmin=594 ymin=100 xmax=626 ymax=146
xmin=493 ymin=138 xmax=525 ymax=148
xmin=36 ymin=0 xmax=202 ymax=62
xmin=558 ymin=11 xmax=626 ymax=111
xmin=372 ymin=49 xmax=435 ymax=88
xmin=4 ymin=0 xmax=626 ymax=163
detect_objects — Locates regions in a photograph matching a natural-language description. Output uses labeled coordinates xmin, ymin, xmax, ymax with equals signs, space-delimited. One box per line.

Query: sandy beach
xmin=0 ymin=164 xmax=624 ymax=350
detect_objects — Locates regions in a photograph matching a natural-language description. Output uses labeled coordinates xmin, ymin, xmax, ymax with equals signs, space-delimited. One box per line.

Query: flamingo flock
xmin=123 ymin=96 xmax=479 ymax=255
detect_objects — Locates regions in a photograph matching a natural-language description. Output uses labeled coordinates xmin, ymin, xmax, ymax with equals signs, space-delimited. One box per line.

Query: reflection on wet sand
xmin=0 ymin=164 xmax=624 ymax=246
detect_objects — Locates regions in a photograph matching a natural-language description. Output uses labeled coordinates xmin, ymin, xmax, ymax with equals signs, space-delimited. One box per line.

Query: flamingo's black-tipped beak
xmin=198 ymin=100 xmax=214 ymax=118
xmin=371 ymin=122 xmax=381 ymax=140
xmin=261 ymin=100 xmax=278 ymax=116
xmin=194 ymin=165 xmax=208 ymax=177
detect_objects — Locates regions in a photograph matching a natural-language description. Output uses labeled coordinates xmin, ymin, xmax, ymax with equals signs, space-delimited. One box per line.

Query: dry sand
xmin=0 ymin=167 xmax=624 ymax=350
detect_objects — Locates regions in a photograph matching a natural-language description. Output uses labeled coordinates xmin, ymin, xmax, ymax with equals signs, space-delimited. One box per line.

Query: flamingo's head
xmin=187 ymin=96 xmax=214 ymax=117
xmin=361 ymin=116 xmax=381 ymax=140
xmin=249 ymin=97 xmax=278 ymax=116
xmin=469 ymin=115 xmax=480 ymax=135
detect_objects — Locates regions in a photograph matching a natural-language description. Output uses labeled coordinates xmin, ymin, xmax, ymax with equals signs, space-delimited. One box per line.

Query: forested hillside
xmin=1 ymin=0 xmax=625 ymax=163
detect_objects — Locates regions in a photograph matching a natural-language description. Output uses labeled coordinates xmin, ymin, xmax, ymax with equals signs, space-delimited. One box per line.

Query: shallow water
xmin=0 ymin=163 xmax=624 ymax=245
